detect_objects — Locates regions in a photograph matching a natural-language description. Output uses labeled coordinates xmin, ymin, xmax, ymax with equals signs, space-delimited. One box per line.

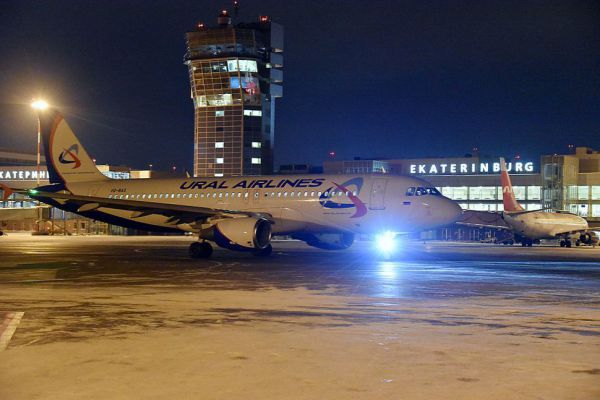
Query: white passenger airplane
xmin=500 ymin=157 xmax=594 ymax=247
xmin=2 ymin=109 xmax=462 ymax=258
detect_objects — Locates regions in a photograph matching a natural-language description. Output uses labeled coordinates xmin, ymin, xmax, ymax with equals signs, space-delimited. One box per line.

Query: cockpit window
xmin=406 ymin=186 xmax=442 ymax=197
xmin=415 ymin=187 xmax=428 ymax=196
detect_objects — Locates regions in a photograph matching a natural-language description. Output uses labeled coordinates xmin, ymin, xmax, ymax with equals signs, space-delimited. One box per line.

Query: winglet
xmin=500 ymin=157 xmax=524 ymax=212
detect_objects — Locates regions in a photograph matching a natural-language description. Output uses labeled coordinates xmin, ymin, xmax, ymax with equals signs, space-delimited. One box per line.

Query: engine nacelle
xmin=202 ymin=217 xmax=271 ymax=251
xmin=292 ymin=232 xmax=354 ymax=250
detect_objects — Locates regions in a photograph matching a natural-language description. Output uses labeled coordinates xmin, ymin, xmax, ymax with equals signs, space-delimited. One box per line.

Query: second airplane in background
xmin=500 ymin=157 xmax=595 ymax=247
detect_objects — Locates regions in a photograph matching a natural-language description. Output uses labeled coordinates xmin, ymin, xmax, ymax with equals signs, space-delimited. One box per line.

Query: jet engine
xmin=292 ymin=232 xmax=354 ymax=250
xmin=202 ymin=217 xmax=272 ymax=251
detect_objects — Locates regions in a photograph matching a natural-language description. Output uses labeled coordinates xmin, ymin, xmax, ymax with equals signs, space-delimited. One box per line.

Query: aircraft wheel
xmin=575 ymin=240 xmax=581 ymax=246
xmin=527 ymin=241 xmax=533 ymax=247
xmin=253 ymin=244 xmax=273 ymax=257
xmin=189 ymin=241 xmax=213 ymax=259
xmin=521 ymin=242 xmax=527 ymax=247
xmin=565 ymin=240 xmax=572 ymax=248
xmin=559 ymin=240 xmax=566 ymax=247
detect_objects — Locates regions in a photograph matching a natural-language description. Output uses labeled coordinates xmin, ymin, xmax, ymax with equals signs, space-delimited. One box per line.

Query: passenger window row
xmin=405 ymin=186 xmax=442 ymax=196
xmin=107 ymin=190 xmax=358 ymax=201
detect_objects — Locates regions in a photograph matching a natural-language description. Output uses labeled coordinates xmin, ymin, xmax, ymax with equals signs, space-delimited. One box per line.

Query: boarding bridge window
xmin=578 ymin=186 xmax=589 ymax=200
xmin=512 ymin=186 xmax=526 ymax=200
xmin=441 ymin=187 xmax=467 ymax=200
xmin=244 ymin=110 xmax=263 ymax=117
xmin=592 ymin=186 xmax=600 ymax=200
xmin=251 ymin=158 xmax=261 ymax=164
xmin=592 ymin=204 xmax=600 ymax=217
xmin=216 ymin=158 xmax=224 ymax=164
xmin=215 ymin=142 xmax=224 ymax=148
xmin=452 ymin=187 xmax=468 ymax=200
xmin=527 ymin=186 xmax=541 ymax=200
xmin=470 ymin=186 xmax=496 ymax=200
xmin=406 ymin=187 xmax=416 ymax=196
xmin=251 ymin=141 xmax=261 ymax=148
xmin=567 ymin=186 xmax=577 ymax=200
xmin=215 ymin=110 xmax=225 ymax=117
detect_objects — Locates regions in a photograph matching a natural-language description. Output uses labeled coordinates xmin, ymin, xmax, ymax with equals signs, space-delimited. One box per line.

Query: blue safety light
xmin=375 ymin=231 xmax=397 ymax=258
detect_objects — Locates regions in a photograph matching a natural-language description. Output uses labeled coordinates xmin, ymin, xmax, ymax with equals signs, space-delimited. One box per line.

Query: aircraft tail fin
xmin=500 ymin=157 xmax=524 ymax=212
xmin=38 ymin=109 xmax=108 ymax=185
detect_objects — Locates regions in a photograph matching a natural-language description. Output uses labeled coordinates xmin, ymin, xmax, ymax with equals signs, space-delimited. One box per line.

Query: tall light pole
xmin=30 ymin=99 xmax=48 ymax=233
xmin=31 ymin=99 xmax=48 ymax=186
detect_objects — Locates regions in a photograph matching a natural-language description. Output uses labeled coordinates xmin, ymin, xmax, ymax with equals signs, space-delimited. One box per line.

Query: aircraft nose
xmin=439 ymin=198 xmax=463 ymax=226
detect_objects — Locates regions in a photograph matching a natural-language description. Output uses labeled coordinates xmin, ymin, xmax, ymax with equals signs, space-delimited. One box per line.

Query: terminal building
xmin=324 ymin=147 xmax=600 ymax=231
xmin=184 ymin=10 xmax=284 ymax=177
xmin=0 ymin=149 xmax=162 ymax=234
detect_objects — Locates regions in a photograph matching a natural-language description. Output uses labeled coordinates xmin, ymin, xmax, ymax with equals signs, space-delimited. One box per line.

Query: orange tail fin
xmin=500 ymin=158 xmax=524 ymax=212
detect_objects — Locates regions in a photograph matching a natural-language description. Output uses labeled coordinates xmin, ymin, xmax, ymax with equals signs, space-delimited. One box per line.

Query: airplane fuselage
xmin=45 ymin=174 xmax=461 ymax=235
xmin=503 ymin=211 xmax=588 ymax=240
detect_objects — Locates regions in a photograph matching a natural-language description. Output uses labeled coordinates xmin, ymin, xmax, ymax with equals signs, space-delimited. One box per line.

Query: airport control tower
xmin=184 ymin=10 xmax=283 ymax=177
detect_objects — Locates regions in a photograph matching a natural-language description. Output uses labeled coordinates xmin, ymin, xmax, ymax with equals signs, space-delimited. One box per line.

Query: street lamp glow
xmin=31 ymin=99 xmax=49 ymax=110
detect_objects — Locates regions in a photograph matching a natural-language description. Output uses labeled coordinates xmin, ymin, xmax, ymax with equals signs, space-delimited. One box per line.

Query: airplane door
xmin=369 ymin=178 xmax=387 ymax=210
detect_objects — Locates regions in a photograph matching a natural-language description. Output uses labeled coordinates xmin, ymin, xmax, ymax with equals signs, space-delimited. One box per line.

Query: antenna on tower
xmin=233 ymin=0 xmax=240 ymax=17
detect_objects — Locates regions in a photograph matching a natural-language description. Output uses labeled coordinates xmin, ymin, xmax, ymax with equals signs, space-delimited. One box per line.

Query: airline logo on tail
xmin=319 ymin=177 xmax=367 ymax=218
xmin=58 ymin=144 xmax=82 ymax=169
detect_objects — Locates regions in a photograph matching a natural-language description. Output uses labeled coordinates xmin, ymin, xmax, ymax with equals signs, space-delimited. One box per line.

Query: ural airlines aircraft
xmin=500 ymin=157 xmax=594 ymax=247
xmin=3 ymin=110 xmax=462 ymax=258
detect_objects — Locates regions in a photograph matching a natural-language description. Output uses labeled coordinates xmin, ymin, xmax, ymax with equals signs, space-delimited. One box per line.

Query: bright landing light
xmin=375 ymin=231 xmax=397 ymax=256
xmin=31 ymin=99 xmax=48 ymax=110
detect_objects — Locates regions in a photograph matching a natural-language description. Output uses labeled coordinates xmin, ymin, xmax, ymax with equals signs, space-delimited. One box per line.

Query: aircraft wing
xmin=455 ymin=210 xmax=511 ymax=229
xmin=20 ymin=188 xmax=271 ymax=225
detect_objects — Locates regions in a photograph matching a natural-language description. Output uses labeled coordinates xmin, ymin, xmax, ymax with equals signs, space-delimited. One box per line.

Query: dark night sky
xmin=0 ymin=0 xmax=598 ymax=171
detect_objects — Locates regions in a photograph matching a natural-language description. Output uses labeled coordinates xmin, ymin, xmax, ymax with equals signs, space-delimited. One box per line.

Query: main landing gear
xmin=559 ymin=239 xmax=572 ymax=248
xmin=189 ymin=241 xmax=213 ymax=258
xmin=188 ymin=241 xmax=273 ymax=259
xmin=521 ymin=238 xmax=533 ymax=247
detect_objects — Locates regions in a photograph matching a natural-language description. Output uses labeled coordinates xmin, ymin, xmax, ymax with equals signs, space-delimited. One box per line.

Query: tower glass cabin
xmin=184 ymin=11 xmax=283 ymax=177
